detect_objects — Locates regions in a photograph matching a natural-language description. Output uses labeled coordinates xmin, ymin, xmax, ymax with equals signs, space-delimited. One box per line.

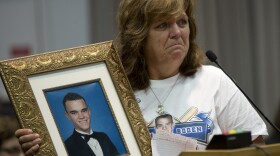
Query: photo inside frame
xmin=44 ymin=80 xmax=127 ymax=155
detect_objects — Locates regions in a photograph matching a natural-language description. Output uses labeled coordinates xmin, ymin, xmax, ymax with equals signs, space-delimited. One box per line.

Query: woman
xmin=16 ymin=0 xmax=268 ymax=155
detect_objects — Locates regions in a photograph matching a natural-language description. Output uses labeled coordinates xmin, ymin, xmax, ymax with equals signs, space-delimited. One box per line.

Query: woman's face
xmin=143 ymin=10 xmax=190 ymax=78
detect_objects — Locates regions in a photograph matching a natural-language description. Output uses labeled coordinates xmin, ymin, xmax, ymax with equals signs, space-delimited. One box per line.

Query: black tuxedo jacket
xmin=64 ymin=130 xmax=119 ymax=156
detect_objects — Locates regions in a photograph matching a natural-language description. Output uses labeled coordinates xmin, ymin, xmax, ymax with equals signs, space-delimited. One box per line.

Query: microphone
xmin=206 ymin=50 xmax=280 ymax=134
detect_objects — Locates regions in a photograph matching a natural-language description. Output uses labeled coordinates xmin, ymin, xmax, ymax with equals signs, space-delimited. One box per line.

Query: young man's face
xmin=156 ymin=117 xmax=174 ymax=133
xmin=65 ymin=99 xmax=91 ymax=133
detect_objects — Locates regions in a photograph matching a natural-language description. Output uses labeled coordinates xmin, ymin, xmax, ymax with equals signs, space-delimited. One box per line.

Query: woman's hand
xmin=15 ymin=129 xmax=41 ymax=156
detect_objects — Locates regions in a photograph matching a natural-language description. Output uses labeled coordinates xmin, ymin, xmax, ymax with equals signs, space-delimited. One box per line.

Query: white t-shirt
xmin=134 ymin=65 xmax=268 ymax=149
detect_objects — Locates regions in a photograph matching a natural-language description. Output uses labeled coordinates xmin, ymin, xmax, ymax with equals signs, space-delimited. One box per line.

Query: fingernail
xmin=34 ymin=144 xmax=40 ymax=149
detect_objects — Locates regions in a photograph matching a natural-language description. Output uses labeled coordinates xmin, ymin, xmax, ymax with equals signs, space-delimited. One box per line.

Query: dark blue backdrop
xmin=44 ymin=81 xmax=126 ymax=154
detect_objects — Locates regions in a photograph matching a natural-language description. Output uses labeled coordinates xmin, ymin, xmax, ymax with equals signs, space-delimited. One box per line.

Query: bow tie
xmin=81 ymin=133 xmax=98 ymax=142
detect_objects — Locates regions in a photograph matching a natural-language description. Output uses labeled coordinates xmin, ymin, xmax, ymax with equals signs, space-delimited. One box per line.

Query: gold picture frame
xmin=0 ymin=41 xmax=152 ymax=156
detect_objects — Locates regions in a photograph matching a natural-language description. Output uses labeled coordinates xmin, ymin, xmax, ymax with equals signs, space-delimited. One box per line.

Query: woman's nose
xmin=169 ymin=24 xmax=181 ymax=39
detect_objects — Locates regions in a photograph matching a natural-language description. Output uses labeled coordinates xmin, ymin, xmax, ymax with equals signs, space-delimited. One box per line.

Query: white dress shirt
xmin=76 ymin=129 xmax=104 ymax=156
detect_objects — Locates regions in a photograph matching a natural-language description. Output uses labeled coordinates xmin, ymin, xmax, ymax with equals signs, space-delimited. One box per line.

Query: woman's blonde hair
xmin=114 ymin=0 xmax=205 ymax=90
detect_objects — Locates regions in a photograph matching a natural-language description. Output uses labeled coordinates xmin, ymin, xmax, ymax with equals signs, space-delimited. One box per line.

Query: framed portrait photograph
xmin=0 ymin=41 xmax=152 ymax=156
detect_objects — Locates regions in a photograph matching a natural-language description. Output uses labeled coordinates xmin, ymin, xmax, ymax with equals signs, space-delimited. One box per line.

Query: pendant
xmin=156 ymin=104 xmax=164 ymax=115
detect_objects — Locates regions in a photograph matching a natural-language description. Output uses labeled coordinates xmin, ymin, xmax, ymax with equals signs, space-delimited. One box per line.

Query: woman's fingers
xmin=15 ymin=129 xmax=41 ymax=155
xmin=15 ymin=129 xmax=33 ymax=138
xmin=21 ymin=136 xmax=41 ymax=150
xmin=25 ymin=144 xmax=40 ymax=156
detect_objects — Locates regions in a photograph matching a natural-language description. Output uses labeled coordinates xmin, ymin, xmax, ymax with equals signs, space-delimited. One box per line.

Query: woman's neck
xmin=148 ymin=65 xmax=179 ymax=80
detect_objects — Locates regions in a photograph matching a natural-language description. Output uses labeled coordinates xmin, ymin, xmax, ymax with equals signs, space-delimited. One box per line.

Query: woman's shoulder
xmin=200 ymin=65 xmax=222 ymax=73
xmin=196 ymin=65 xmax=224 ymax=78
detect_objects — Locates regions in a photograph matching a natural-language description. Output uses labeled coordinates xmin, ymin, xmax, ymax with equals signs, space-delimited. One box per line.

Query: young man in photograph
xmin=63 ymin=92 xmax=119 ymax=156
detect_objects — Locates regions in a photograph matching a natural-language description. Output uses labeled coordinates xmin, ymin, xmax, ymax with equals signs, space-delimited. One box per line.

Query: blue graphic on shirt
xmin=196 ymin=112 xmax=214 ymax=135
xmin=149 ymin=112 xmax=213 ymax=143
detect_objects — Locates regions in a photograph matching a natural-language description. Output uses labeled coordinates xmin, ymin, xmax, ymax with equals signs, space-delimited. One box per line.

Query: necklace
xmin=149 ymin=75 xmax=180 ymax=115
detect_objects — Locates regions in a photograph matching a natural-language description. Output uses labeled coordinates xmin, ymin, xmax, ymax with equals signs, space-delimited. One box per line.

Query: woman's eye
xmin=178 ymin=19 xmax=188 ymax=27
xmin=156 ymin=23 xmax=168 ymax=30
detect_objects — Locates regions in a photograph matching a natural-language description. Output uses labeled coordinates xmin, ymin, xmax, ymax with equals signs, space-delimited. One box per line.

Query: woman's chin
xmin=167 ymin=45 xmax=187 ymax=54
xmin=168 ymin=49 xmax=187 ymax=60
